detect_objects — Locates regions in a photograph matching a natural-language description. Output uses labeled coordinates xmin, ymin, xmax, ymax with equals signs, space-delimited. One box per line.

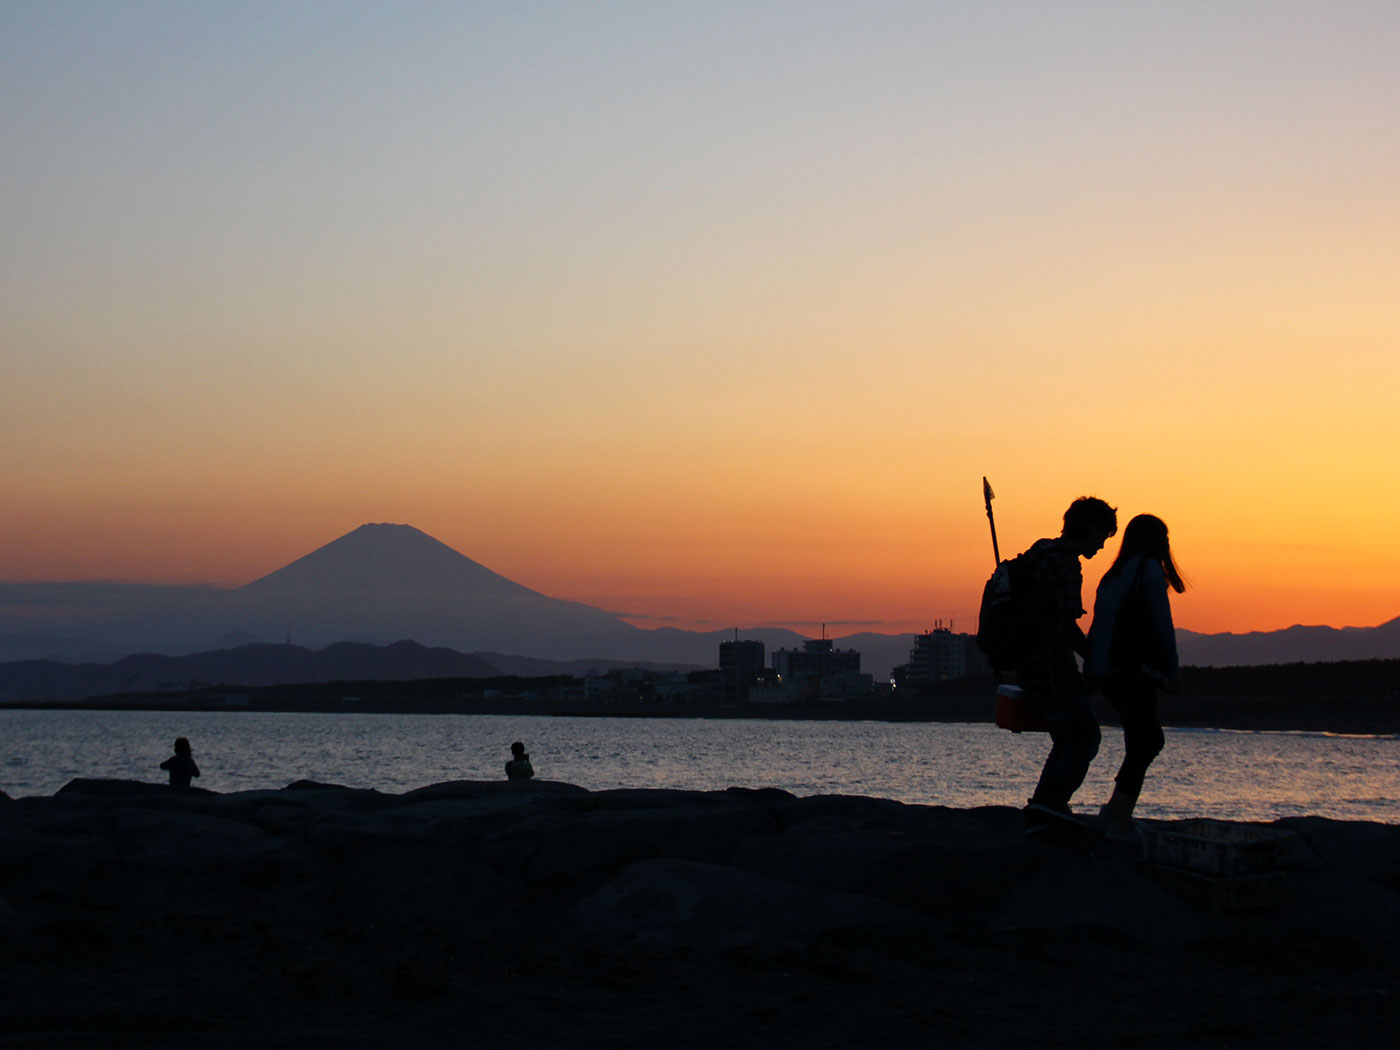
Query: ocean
xmin=2 ymin=708 xmax=1397 ymax=824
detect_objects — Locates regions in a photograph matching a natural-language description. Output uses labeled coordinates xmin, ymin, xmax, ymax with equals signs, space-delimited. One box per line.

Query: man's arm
xmin=1060 ymin=614 xmax=1089 ymax=659
xmin=1037 ymin=547 xmax=1088 ymax=658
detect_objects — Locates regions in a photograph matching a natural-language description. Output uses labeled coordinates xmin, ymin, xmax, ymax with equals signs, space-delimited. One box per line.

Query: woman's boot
xmin=1099 ymin=787 xmax=1140 ymax=840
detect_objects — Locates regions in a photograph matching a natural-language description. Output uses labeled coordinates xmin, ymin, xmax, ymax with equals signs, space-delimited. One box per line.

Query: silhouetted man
xmin=1018 ymin=496 xmax=1118 ymax=831
xmin=505 ymin=741 xmax=535 ymax=780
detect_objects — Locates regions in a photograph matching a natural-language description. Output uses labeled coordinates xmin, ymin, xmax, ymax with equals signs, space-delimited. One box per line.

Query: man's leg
xmin=1029 ymin=676 xmax=1101 ymax=812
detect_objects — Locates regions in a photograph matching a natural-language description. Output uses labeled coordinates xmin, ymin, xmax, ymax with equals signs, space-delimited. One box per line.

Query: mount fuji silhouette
xmin=229 ymin=523 xmax=643 ymax=656
xmin=0 ymin=524 xmax=650 ymax=664
xmin=243 ymin=523 xmax=543 ymax=597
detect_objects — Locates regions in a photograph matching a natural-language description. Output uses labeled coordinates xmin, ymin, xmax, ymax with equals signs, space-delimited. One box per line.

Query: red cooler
xmin=995 ymin=684 xmax=1049 ymax=733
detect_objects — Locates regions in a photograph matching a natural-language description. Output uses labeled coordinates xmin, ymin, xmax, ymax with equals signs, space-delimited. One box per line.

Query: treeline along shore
xmin=4 ymin=659 xmax=1398 ymax=735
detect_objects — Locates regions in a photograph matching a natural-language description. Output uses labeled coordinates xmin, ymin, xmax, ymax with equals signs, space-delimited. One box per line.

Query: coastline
xmin=2 ymin=777 xmax=1396 ymax=1048
xmin=4 ymin=691 xmax=1397 ymax=736
xmin=3 ymin=660 xmax=1397 ymax=735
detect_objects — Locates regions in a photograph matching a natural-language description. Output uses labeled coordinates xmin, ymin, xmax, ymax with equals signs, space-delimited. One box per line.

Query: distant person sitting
xmin=160 ymin=736 xmax=201 ymax=789
xmin=505 ymin=741 xmax=535 ymax=781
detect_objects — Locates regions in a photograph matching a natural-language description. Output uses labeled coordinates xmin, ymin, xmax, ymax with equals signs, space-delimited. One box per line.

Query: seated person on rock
xmin=160 ymin=736 xmax=201 ymax=790
xmin=505 ymin=741 xmax=535 ymax=781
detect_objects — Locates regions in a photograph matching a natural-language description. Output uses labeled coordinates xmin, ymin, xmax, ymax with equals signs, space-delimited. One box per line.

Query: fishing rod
xmin=982 ymin=476 xmax=1001 ymax=567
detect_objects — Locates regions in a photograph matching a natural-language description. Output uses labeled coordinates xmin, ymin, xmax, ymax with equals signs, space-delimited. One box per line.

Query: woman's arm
xmin=1143 ymin=561 xmax=1179 ymax=682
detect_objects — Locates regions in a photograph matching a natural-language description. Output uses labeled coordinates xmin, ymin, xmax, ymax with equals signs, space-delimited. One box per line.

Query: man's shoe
xmin=1027 ymin=799 xmax=1076 ymax=819
xmin=1023 ymin=800 xmax=1080 ymax=834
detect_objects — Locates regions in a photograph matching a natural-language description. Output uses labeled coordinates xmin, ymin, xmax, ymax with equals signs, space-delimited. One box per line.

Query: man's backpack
xmin=975 ymin=547 xmax=1043 ymax=672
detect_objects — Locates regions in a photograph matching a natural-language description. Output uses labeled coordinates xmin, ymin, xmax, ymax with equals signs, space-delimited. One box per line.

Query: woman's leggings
xmin=1099 ymin=675 xmax=1164 ymax=799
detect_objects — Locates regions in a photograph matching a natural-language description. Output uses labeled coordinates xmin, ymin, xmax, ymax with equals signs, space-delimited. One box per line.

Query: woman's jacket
xmin=1086 ymin=553 xmax=1179 ymax=683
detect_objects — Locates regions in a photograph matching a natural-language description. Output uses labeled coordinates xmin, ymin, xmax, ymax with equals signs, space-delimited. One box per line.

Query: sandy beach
xmin=2 ymin=778 xmax=1395 ymax=1049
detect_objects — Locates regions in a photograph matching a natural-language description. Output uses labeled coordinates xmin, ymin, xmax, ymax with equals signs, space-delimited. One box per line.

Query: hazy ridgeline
xmin=3 ymin=526 xmax=1398 ymax=678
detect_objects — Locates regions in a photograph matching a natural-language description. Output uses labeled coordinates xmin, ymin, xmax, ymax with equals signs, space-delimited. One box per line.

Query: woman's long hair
xmin=1105 ymin=514 xmax=1186 ymax=593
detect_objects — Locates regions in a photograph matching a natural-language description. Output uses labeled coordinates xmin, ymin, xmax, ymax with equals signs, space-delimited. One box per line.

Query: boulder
xmin=56 ymin=778 xmax=171 ymax=798
xmin=993 ymin=854 xmax=1209 ymax=947
xmin=395 ymin=779 xmax=589 ymax=805
xmin=0 ymin=828 xmax=115 ymax=899
xmin=2 ymin=778 xmax=1396 ymax=1049
xmin=570 ymin=856 xmax=925 ymax=949
xmin=107 ymin=808 xmax=286 ymax=874
xmin=483 ymin=814 xmax=661 ymax=886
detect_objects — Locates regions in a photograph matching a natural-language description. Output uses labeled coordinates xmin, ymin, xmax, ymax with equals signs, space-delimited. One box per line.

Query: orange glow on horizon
xmin=4 ymin=496 xmax=1395 ymax=640
xmin=2 ymin=6 xmax=1397 ymax=644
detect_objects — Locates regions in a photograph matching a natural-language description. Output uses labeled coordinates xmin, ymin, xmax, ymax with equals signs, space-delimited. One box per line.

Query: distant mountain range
xmin=1175 ymin=617 xmax=1400 ymax=668
xmin=0 ymin=523 xmax=1396 ymax=696
xmin=0 ymin=640 xmax=502 ymax=702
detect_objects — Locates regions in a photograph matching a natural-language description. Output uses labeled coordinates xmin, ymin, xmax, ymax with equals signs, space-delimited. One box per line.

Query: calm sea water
xmin=2 ymin=709 xmax=1396 ymax=824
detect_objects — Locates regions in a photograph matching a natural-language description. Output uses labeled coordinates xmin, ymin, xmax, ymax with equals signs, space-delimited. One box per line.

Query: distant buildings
xmin=719 ymin=636 xmax=767 ymax=704
xmin=894 ymin=622 xmax=990 ymax=689
xmin=582 ymin=667 xmax=719 ymax=705
xmin=757 ymin=634 xmax=875 ymax=703
xmin=548 ymin=623 xmax=992 ymax=711
xmin=904 ymin=625 xmax=965 ymax=683
xmin=569 ymin=621 xmax=989 ymax=710
xmin=771 ymin=637 xmax=861 ymax=680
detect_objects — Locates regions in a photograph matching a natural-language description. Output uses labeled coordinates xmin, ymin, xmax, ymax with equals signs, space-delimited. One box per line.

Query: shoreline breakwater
xmin=2 ymin=778 xmax=1397 ymax=1048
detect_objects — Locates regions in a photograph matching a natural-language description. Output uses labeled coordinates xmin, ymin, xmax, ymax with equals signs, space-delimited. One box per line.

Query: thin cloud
xmin=750 ymin=619 xmax=892 ymax=630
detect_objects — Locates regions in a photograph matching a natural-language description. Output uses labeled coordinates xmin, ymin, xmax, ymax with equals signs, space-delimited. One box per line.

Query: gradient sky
xmin=3 ymin=1 xmax=1398 ymax=637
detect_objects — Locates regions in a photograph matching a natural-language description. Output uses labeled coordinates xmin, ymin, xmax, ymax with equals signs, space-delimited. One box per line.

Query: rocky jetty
xmin=1 ymin=779 xmax=1396 ymax=1048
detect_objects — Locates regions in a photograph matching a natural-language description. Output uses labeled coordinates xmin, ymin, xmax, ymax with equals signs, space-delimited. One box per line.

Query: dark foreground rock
xmin=1 ymin=779 xmax=1396 ymax=1049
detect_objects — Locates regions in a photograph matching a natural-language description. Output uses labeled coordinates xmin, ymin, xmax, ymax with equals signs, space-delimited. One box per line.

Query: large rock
xmin=570 ymin=856 xmax=925 ymax=949
xmin=0 ymin=828 xmax=115 ymax=899
xmin=395 ymin=779 xmax=589 ymax=805
xmin=1 ymin=778 xmax=1396 ymax=1049
xmin=55 ymin=778 xmax=180 ymax=798
xmin=105 ymin=808 xmax=282 ymax=874
xmin=993 ymin=854 xmax=1209 ymax=946
xmin=482 ymin=811 xmax=663 ymax=886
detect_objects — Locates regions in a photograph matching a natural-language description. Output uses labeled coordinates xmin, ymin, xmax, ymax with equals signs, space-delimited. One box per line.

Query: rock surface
xmin=1 ymin=778 xmax=1396 ymax=1048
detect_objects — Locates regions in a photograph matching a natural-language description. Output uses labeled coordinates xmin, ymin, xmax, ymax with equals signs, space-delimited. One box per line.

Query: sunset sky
xmin=3 ymin=2 xmax=1397 ymax=637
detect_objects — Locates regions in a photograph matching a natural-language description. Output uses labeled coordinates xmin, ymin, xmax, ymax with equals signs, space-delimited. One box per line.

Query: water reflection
xmin=1 ymin=709 xmax=1395 ymax=824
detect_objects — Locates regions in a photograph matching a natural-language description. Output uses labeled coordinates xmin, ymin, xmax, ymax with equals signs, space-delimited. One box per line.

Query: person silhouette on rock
xmin=1016 ymin=496 xmax=1118 ymax=832
xmin=1087 ymin=513 xmax=1186 ymax=839
xmin=160 ymin=736 xmax=201 ymax=790
xmin=505 ymin=741 xmax=535 ymax=781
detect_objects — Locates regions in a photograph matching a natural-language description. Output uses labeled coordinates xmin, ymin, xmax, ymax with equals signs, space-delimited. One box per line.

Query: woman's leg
xmin=1101 ymin=676 xmax=1164 ymax=815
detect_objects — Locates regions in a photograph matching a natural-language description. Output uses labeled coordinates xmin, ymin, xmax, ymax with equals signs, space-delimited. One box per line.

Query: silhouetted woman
xmin=1087 ymin=514 xmax=1186 ymax=838
xmin=505 ymin=741 xmax=534 ymax=781
xmin=160 ymin=736 xmax=201 ymax=790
